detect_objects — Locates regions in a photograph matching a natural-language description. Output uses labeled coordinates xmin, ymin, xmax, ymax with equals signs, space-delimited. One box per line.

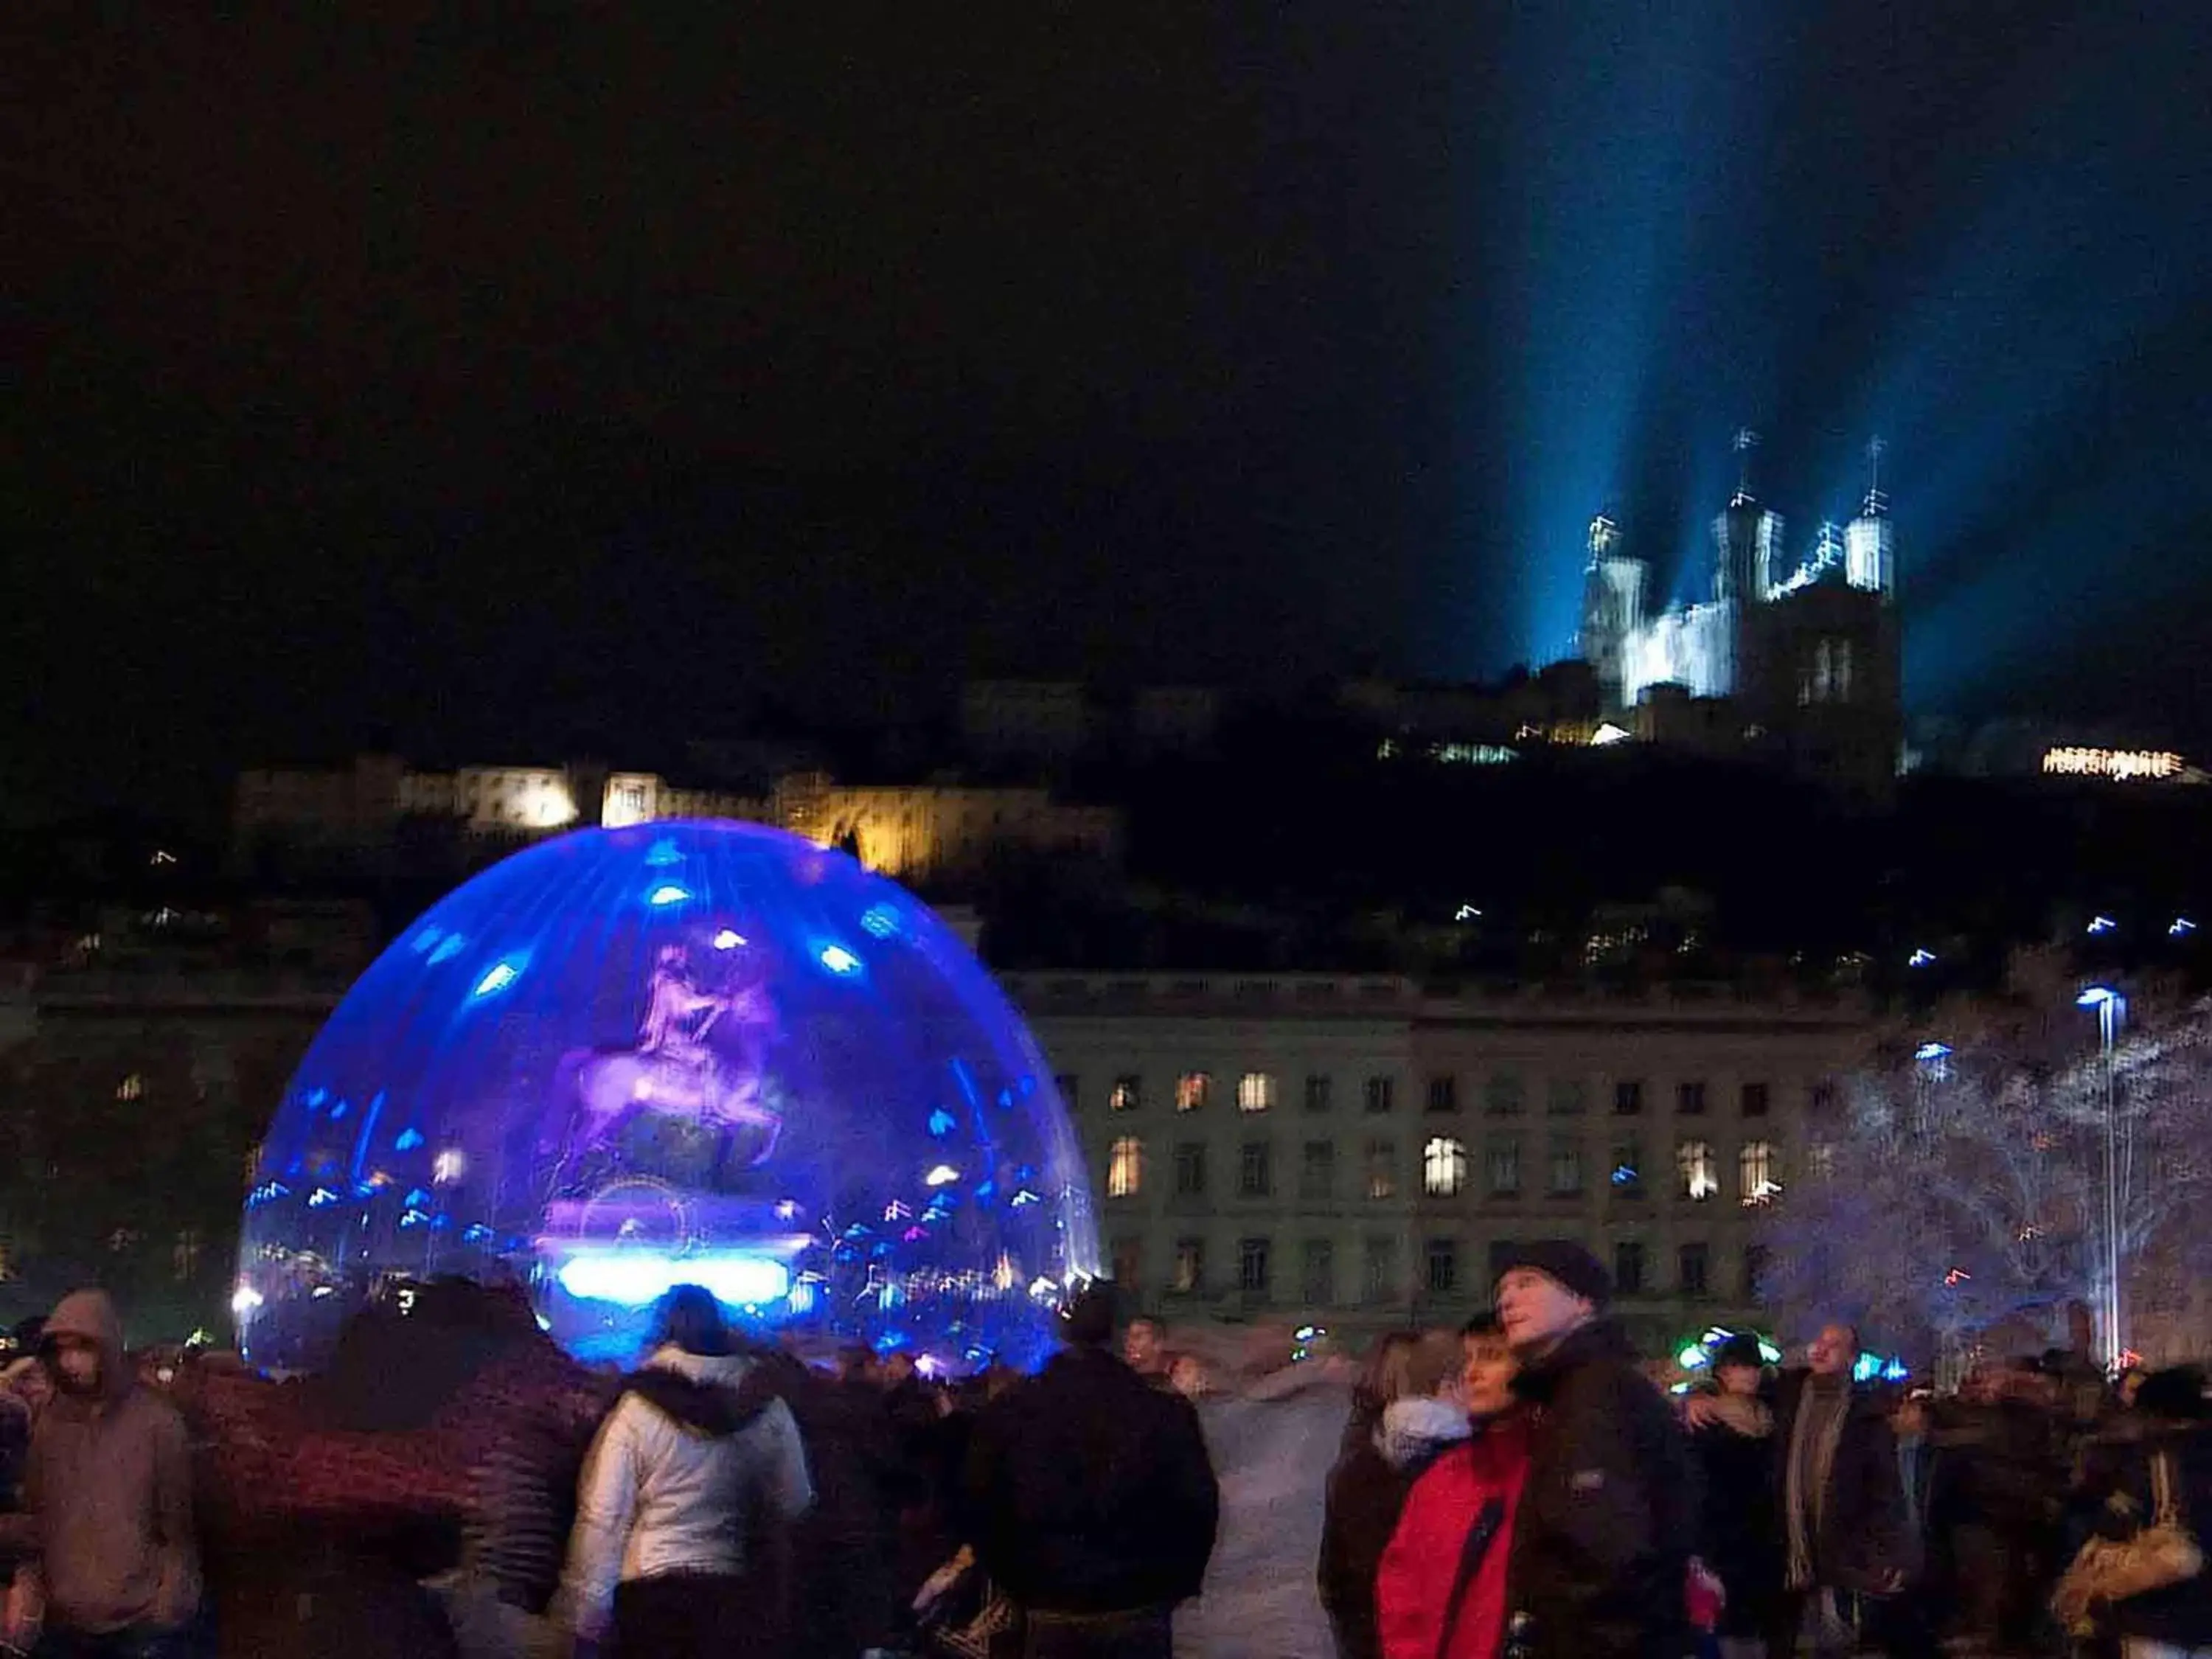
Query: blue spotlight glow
xmin=712 ymin=928 xmax=745 ymax=950
xmin=2171 ymin=918 xmax=2197 ymax=938
xmin=2087 ymin=915 xmax=2118 ymax=936
xmin=647 ymin=884 xmax=691 ymax=907
xmin=818 ymin=944 xmax=863 ymax=975
xmin=1915 ymin=1042 xmax=1952 ymax=1062
xmin=1908 ymin=949 xmax=1937 ymax=969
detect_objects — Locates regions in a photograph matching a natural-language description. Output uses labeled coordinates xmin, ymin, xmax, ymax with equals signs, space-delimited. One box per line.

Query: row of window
xmin=1104 ymin=1134 xmax=1781 ymax=1204
xmin=1069 ymin=1071 xmax=1776 ymax=1119
xmin=1111 ymin=1234 xmax=1770 ymax=1304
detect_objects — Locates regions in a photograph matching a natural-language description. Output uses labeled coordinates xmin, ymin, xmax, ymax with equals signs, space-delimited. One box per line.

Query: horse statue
xmin=550 ymin=947 xmax=783 ymax=1189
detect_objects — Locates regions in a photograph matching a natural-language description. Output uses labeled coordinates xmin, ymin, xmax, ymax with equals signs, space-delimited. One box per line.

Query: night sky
xmin=9 ymin=3 xmax=2211 ymax=817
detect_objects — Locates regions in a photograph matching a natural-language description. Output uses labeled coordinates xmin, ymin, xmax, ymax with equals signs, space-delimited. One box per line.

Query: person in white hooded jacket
xmin=557 ymin=1286 xmax=813 ymax=1657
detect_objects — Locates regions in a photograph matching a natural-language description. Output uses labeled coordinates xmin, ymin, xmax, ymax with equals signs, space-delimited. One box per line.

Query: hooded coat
xmin=1503 ymin=1318 xmax=1694 ymax=1659
xmin=557 ymin=1345 xmax=813 ymax=1638
xmin=1375 ymin=1403 xmax=1531 ymax=1659
xmin=1318 ymin=1398 xmax=1472 ymax=1659
xmin=29 ymin=1290 xmax=199 ymax=1635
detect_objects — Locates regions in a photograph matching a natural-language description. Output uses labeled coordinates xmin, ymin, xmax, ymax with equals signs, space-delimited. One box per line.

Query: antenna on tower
xmin=1863 ymin=435 xmax=1888 ymax=517
xmin=1732 ymin=428 xmax=1760 ymax=506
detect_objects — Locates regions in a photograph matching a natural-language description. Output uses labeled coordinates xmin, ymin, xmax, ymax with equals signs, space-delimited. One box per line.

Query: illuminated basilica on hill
xmin=1575 ymin=433 xmax=1901 ymax=792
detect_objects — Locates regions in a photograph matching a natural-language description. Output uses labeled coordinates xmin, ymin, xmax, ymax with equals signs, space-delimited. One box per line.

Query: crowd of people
xmin=0 ymin=1280 xmax=1219 ymax=1659
xmin=0 ymin=1260 xmax=2202 ymax=1658
xmin=1319 ymin=1243 xmax=2212 ymax=1659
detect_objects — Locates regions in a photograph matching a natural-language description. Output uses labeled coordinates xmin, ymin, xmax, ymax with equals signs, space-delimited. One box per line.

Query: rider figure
xmin=638 ymin=945 xmax=727 ymax=1073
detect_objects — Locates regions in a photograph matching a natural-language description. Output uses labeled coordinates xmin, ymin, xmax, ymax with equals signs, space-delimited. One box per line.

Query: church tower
xmin=1712 ymin=428 xmax=1786 ymax=604
xmin=1844 ymin=436 xmax=1895 ymax=599
xmin=1578 ymin=512 xmax=1647 ymax=712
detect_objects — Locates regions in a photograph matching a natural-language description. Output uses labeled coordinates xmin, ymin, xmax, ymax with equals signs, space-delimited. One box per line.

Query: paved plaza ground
xmin=1176 ymin=1385 xmax=1346 ymax=1659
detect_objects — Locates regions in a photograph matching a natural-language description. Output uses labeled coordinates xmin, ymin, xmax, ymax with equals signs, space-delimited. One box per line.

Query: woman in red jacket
xmin=1376 ymin=1314 xmax=1531 ymax=1659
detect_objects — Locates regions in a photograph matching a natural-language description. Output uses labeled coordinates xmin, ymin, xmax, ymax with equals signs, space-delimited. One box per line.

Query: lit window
xmin=1486 ymin=1134 xmax=1522 ymax=1195
xmin=1107 ymin=1137 xmax=1144 ymax=1199
xmin=1238 ymin=1237 xmax=1271 ymax=1296
xmin=1176 ymin=1072 xmax=1211 ymax=1113
xmin=1238 ymin=1073 xmax=1276 ymax=1113
xmin=116 ymin=1074 xmax=145 ymax=1102
xmin=1677 ymin=1140 xmax=1718 ymax=1200
xmin=1174 ymin=1238 xmax=1205 ymax=1294
xmin=1110 ymin=1075 xmax=1142 ymax=1113
xmin=1423 ymin=1136 xmax=1467 ymax=1197
xmin=1741 ymin=1141 xmax=1781 ymax=1204
xmin=1366 ymin=1139 xmax=1398 ymax=1200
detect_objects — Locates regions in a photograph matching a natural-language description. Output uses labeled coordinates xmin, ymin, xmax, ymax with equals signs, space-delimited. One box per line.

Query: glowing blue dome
xmin=237 ymin=822 xmax=1098 ymax=1370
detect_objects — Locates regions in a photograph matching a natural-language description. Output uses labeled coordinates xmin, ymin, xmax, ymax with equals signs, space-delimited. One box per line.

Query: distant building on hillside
xmin=233 ymin=755 xmax=1120 ymax=890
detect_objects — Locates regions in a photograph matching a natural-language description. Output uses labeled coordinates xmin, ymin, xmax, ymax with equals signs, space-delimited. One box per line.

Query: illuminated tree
xmin=1757 ymin=953 xmax=2212 ymax=1371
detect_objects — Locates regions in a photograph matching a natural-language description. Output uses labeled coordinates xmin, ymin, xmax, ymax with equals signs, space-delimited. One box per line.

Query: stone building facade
xmin=1012 ymin=972 xmax=1870 ymax=1356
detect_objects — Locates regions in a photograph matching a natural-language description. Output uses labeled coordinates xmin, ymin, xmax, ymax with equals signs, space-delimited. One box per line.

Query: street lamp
xmin=2077 ymin=986 xmax=2126 ymax=1368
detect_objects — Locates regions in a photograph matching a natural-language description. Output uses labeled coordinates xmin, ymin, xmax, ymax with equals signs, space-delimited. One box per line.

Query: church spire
xmin=1731 ymin=427 xmax=1760 ymax=507
xmin=1861 ymin=434 xmax=1888 ymax=518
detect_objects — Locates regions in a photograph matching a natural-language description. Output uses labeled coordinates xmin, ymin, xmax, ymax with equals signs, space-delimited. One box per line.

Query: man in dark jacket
xmin=963 ymin=1286 xmax=1220 ymax=1658
xmin=1764 ymin=1321 xmax=1911 ymax=1659
xmin=1495 ymin=1242 xmax=1693 ymax=1659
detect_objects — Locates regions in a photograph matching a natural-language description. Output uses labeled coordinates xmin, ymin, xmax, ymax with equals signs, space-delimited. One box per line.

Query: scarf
xmin=1784 ymin=1377 xmax=1851 ymax=1590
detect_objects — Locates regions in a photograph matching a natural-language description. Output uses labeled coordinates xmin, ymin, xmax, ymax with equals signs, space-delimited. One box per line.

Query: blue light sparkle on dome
xmin=235 ymin=821 xmax=1097 ymax=1371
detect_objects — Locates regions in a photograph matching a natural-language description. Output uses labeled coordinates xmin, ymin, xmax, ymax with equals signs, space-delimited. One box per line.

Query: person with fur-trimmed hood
xmin=1374 ymin=1313 xmax=1532 ymax=1659
xmin=1494 ymin=1242 xmax=1694 ymax=1659
xmin=1317 ymin=1329 xmax=1462 ymax=1659
xmin=555 ymin=1285 xmax=813 ymax=1659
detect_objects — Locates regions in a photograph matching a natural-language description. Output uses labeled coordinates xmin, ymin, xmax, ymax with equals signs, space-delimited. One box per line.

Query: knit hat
xmin=1711 ymin=1334 xmax=1766 ymax=1373
xmin=2135 ymin=1365 xmax=2211 ymax=1423
xmin=1060 ymin=1283 xmax=1120 ymax=1348
xmin=1492 ymin=1241 xmax=1612 ymax=1307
